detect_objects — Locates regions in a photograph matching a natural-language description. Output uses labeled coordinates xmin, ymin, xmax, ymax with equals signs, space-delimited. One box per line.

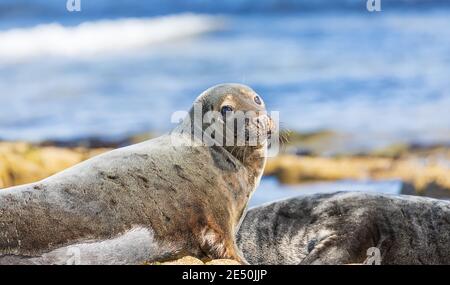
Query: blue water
xmin=251 ymin=177 xmax=402 ymax=207
xmin=0 ymin=0 xmax=450 ymax=152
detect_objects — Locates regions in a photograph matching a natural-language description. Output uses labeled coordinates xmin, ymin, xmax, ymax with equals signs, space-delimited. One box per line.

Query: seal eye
xmin=254 ymin=96 xmax=262 ymax=105
xmin=221 ymin=105 xmax=234 ymax=117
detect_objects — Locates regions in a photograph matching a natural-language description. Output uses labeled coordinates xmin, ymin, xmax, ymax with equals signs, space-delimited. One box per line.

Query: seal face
xmin=0 ymin=83 xmax=272 ymax=264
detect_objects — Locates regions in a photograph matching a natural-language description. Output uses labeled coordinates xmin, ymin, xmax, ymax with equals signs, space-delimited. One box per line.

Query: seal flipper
xmin=198 ymin=226 xmax=249 ymax=264
xmin=0 ymin=227 xmax=158 ymax=265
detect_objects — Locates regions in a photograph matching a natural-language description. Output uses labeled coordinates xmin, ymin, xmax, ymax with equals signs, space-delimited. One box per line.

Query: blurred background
xmin=0 ymin=0 xmax=449 ymax=206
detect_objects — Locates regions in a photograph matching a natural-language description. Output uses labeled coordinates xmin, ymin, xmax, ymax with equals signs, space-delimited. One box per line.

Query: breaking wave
xmin=0 ymin=13 xmax=223 ymax=61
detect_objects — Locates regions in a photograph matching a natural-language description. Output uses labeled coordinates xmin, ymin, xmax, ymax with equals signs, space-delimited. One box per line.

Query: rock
xmin=280 ymin=129 xmax=344 ymax=155
xmin=0 ymin=142 xmax=109 ymax=188
xmin=205 ymin=259 xmax=241 ymax=265
xmin=153 ymin=256 xmax=240 ymax=265
xmin=158 ymin=256 xmax=204 ymax=265
xmin=237 ymin=192 xmax=450 ymax=265
xmin=264 ymin=154 xmax=450 ymax=195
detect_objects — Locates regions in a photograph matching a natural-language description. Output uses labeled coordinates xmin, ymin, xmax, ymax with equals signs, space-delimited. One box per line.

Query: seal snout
xmin=252 ymin=113 xmax=275 ymax=140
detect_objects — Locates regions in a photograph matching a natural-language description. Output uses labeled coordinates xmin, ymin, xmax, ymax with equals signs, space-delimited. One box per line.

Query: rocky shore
xmin=1 ymin=138 xmax=449 ymax=198
xmin=0 ymin=141 xmax=110 ymax=189
xmin=150 ymin=256 xmax=240 ymax=265
xmin=265 ymin=150 xmax=450 ymax=198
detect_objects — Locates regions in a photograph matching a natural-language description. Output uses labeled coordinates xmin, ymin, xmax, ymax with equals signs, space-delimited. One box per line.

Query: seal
xmin=0 ymin=83 xmax=273 ymax=265
xmin=237 ymin=192 xmax=450 ymax=265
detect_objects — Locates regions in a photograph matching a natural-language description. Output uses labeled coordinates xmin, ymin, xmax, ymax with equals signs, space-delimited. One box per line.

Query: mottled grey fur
xmin=0 ymin=83 xmax=269 ymax=264
xmin=237 ymin=192 xmax=450 ymax=265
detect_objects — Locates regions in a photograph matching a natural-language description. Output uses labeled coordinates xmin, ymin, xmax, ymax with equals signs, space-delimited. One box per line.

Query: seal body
xmin=237 ymin=192 xmax=450 ymax=265
xmin=0 ymin=83 xmax=271 ymax=264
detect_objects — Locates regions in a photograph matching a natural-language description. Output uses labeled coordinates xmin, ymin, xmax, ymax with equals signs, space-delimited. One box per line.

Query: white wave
xmin=0 ymin=14 xmax=223 ymax=61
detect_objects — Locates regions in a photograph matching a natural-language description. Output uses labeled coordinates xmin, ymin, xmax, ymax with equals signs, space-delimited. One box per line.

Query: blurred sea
xmin=250 ymin=177 xmax=402 ymax=206
xmin=0 ymin=0 xmax=450 ymax=152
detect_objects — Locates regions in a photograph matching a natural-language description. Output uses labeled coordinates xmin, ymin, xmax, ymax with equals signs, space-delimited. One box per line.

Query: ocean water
xmin=251 ymin=177 xmax=402 ymax=207
xmin=0 ymin=0 xmax=449 ymax=152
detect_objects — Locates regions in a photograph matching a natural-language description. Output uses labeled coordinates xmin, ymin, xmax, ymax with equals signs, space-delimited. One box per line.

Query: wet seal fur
xmin=0 ymin=83 xmax=271 ymax=264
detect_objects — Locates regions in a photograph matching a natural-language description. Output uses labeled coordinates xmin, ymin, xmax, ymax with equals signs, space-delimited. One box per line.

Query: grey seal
xmin=237 ymin=192 xmax=450 ymax=265
xmin=0 ymin=83 xmax=273 ymax=265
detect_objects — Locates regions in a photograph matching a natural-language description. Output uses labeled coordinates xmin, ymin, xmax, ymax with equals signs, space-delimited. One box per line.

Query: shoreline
xmin=3 ymin=128 xmax=449 ymax=154
xmin=1 ymin=132 xmax=449 ymax=199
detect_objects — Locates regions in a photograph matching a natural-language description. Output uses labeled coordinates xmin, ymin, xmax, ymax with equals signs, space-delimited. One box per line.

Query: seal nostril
xmin=221 ymin=105 xmax=233 ymax=117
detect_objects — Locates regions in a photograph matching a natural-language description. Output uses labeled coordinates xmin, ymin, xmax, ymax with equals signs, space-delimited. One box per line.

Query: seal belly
xmin=0 ymin=227 xmax=161 ymax=265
